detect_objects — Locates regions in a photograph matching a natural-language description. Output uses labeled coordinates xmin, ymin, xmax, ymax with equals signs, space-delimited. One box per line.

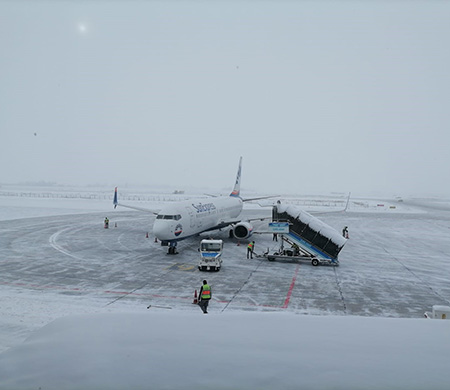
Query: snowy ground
xmin=2 ymin=312 xmax=450 ymax=390
xmin=1 ymin=187 xmax=450 ymax=389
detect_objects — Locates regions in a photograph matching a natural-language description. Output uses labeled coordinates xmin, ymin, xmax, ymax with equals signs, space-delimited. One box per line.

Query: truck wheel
xmin=311 ymin=259 xmax=320 ymax=267
xmin=268 ymin=256 xmax=275 ymax=261
xmin=216 ymin=267 xmax=220 ymax=272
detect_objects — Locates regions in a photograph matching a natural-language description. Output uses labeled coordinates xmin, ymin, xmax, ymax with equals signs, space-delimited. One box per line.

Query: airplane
xmin=113 ymin=157 xmax=275 ymax=253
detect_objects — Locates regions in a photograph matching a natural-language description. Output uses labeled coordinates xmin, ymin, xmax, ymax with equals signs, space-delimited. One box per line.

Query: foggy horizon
xmin=2 ymin=1 xmax=450 ymax=198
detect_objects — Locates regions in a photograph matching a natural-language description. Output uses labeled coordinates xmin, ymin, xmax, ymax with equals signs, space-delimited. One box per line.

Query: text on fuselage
xmin=192 ymin=202 xmax=217 ymax=213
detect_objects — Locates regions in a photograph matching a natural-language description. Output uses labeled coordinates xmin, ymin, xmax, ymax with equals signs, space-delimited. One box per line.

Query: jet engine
xmin=233 ymin=221 xmax=254 ymax=239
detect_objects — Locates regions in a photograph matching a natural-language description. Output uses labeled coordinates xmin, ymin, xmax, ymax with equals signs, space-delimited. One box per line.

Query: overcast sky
xmin=1 ymin=1 xmax=449 ymax=197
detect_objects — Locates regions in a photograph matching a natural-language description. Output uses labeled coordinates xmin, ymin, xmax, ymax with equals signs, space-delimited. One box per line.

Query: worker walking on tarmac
xmin=342 ymin=226 xmax=349 ymax=238
xmin=247 ymin=241 xmax=255 ymax=259
xmin=104 ymin=217 xmax=109 ymax=229
xmin=198 ymin=280 xmax=211 ymax=314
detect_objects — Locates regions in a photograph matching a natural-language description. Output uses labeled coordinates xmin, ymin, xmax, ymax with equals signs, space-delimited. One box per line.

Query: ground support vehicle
xmin=265 ymin=235 xmax=339 ymax=266
xmin=265 ymin=204 xmax=346 ymax=266
xmin=198 ymin=239 xmax=223 ymax=271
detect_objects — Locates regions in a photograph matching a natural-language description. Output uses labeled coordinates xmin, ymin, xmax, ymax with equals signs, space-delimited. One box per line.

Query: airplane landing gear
xmin=167 ymin=242 xmax=178 ymax=255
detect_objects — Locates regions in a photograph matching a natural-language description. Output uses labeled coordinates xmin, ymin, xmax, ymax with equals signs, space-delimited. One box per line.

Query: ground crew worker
xmin=291 ymin=242 xmax=300 ymax=256
xmin=342 ymin=226 xmax=349 ymax=238
xmin=198 ymin=280 xmax=211 ymax=314
xmin=104 ymin=217 xmax=109 ymax=229
xmin=247 ymin=241 xmax=255 ymax=259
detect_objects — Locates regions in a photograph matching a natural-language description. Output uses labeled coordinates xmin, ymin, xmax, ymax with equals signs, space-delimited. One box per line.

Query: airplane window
xmin=201 ymin=243 xmax=221 ymax=251
xmin=157 ymin=215 xmax=180 ymax=220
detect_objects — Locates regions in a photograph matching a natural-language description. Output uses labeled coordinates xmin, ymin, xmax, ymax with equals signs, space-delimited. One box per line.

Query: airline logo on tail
xmin=230 ymin=157 xmax=242 ymax=197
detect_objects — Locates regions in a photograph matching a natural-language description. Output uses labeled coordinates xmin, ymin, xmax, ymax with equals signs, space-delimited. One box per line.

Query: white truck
xmin=198 ymin=239 xmax=223 ymax=272
xmin=424 ymin=305 xmax=450 ymax=319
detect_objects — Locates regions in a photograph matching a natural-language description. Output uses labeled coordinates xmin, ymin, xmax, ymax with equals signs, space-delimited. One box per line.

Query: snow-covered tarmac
xmin=1 ymin=191 xmax=450 ymax=389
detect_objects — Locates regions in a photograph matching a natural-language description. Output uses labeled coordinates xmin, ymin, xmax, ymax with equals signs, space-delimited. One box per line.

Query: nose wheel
xmin=167 ymin=242 xmax=178 ymax=255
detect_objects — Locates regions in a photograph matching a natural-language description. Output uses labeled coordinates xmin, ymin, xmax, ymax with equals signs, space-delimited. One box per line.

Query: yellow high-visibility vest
xmin=201 ymin=284 xmax=211 ymax=299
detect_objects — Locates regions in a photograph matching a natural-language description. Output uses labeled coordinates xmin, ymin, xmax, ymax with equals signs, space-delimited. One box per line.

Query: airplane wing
xmin=312 ymin=209 xmax=347 ymax=216
xmin=200 ymin=215 xmax=271 ymax=234
xmin=246 ymin=216 xmax=272 ymax=222
xmin=242 ymin=195 xmax=281 ymax=202
xmin=303 ymin=192 xmax=351 ymax=215
xmin=113 ymin=187 xmax=160 ymax=215
xmin=251 ymin=192 xmax=351 ymax=215
xmin=200 ymin=220 xmax=242 ymax=233
xmin=204 ymin=194 xmax=279 ymax=201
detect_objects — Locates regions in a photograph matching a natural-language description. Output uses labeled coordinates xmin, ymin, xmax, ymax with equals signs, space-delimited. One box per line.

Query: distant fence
xmin=0 ymin=191 xmax=349 ymax=208
xmin=0 ymin=191 xmax=195 ymax=203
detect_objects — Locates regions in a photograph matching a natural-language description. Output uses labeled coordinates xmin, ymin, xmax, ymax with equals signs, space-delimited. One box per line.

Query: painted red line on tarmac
xmin=0 ymin=282 xmax=283 ymax=309
xmin=0 ymin=281 xmax=81 ymax=291
xmin=282 ymin=264 xmax=300 ymax=309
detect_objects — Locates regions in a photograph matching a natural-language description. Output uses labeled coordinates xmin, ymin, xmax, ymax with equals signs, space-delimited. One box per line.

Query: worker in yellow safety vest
xmin=247 ymin=241 xmax=255 ymax=259
xmin=198 ymin=280 xmax=212 ymax=314
xmin=291 ymin=242 xmax=300 ymax=256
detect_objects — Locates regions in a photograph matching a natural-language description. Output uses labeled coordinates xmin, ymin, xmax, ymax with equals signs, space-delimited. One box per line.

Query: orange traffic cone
xmin=115 ymin=222 xmax=117 ymax=228
xmin=193 ymin=290 xmax=198 ymax=304
xmin=237 ymin=240 xmax=240 ymax=246
xmin=154 ymin=237 xmax=158 ymax=243
xmin=146 ymin=232 xmax=149 ymax=238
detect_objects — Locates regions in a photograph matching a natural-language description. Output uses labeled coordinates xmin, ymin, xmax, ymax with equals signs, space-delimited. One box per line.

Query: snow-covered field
xmin=2 ymin=312 xmax=449 ymax=390
xmin=1 ymin=187 xmax=450 ymax=389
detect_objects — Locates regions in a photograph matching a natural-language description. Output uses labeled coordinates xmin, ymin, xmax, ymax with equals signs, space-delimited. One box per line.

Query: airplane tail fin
xmin=113 ymin=187 xmax=119 ymax=208
xmin=230 ymin=157 xmax=242 ymax=197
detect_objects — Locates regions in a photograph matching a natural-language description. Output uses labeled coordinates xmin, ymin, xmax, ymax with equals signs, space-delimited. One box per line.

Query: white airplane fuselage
xmin=153 ymin=196 xmax=243 ymax=243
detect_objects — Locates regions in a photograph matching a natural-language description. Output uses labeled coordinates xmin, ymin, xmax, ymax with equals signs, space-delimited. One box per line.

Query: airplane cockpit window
xmin=156 ymin=215 xmax=182 ymax=220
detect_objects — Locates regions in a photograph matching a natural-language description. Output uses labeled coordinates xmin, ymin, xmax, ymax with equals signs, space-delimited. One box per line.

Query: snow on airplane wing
xmin=202 ymin=194 xmax=280 ymax=202
xmin=242 ymin=195 xmax=281 ymax=202
xmin=302 ymin=192 xmax=351 ymax=215
xmin=252 ymin=192 xmax=351 ymax=215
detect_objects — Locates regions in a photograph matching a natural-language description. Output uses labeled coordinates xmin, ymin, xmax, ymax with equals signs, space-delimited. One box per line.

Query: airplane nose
xmin=153 ymin=220 xmax=169 ymax=240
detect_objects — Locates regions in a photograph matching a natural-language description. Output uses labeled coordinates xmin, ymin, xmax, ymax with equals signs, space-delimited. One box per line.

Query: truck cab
xmin=198 ymin=239 xmax=223 ymax=272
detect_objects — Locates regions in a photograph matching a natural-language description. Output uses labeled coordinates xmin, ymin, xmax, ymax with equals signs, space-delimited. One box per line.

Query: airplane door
xmin=186 ymin=206 xmax=195 ymax=229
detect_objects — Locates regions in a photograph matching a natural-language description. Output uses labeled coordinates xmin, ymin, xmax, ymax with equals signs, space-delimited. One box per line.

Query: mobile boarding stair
xmin=267 ymin=203 xmax=347 ymax=266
